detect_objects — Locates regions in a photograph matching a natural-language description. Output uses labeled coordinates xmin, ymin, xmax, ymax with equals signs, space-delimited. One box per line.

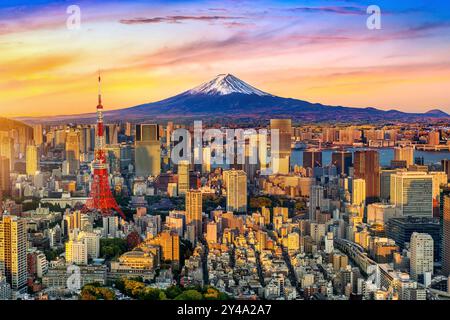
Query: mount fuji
xmin=18 ymin=74 xmax=449 ymax=124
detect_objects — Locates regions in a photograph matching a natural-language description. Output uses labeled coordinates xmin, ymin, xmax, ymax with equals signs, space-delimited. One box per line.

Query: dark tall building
xmin=390 ymin=160 xmax=407 ymax=169
xmin=443 ymin=196 xmax=450 ymax=275
xmin=136 ymin=124 xmax=159 ymax=142
xmin=135 ymin=124 xmax=161 ymax=177
xmin=354 ymin=150 xmax=380 ymax=204
xmin=386 ymin=216 xmax=441 ymax=262
xmin=415 ymin=156 xmax=425 ymax=166
xmin=332 ymin=151 xmax=352 ymax=176
xmin=303 ymin=149 xmax=322 ymax=169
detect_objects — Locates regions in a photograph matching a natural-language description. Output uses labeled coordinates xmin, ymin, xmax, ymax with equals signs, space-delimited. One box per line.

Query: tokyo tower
xmin=84 ymin=74 xmax=126 ymax=219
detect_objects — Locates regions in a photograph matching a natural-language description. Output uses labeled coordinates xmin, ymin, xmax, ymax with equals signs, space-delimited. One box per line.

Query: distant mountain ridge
xmin=15 ymin=74 xmax=449 ymax=124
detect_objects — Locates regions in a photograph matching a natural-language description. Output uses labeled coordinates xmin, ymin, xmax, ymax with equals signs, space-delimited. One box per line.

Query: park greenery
xmin=114 ymin=278 xmax=230 ymax=300
xmin=100 ymin=238 xmax=128 ymax=259
xmin=80 ymin=283 xmax=116 ymax=300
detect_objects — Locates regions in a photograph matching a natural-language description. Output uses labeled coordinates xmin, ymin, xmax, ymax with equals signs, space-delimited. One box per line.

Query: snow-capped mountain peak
xmin=186 ymin=74 xmax=271 ymax=96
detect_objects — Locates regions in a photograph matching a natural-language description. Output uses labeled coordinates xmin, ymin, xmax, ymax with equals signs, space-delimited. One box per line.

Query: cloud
xmin=287 ymin=6 xmax=366 ymax=16
xmin=120 ymin=15 xmax=244 ymax=25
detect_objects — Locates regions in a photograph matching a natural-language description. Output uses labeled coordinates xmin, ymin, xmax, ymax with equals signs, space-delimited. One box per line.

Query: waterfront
xmin=291 ymin=148 xmax=450 ymax=167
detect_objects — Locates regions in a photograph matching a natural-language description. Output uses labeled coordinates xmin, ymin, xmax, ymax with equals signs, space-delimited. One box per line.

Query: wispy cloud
xmin=120 ymin=15 xmax=244 ymax=24
xmin=287 ymin=6 xmax=366 ymax=16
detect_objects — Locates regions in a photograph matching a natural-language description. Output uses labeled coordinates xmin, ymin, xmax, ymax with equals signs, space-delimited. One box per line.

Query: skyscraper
xmin=0 ymin=137 xmax=14 ymax=170
xmin=410 ymin=232 xmax=433 ymax=281
xmin=443 ymin=196 xmax=450 ymax=276
xmin=26 ymin=145 xmax=38 ymax=176
xmin=354 ymin=150 xmax=380 ymax=204
xmin=0 ymin=157 xmax=10 ymax=197
xmin=428 ymin=131 xmax=440 ymax=146
xmin=0 ymin=215 xmax=27 ymax=292
xmin=160 ymin=230 xmax=180 ymax=268
xmin=32 ymin=124 xmax=43 ymax=146
xmin=351 ymin=178 xmax=366 ymax=207
xmin=270 ymin=119 xmax=292 ymax=174
xmin=186 ymin=190 xmax=202 ymax=238
xmin=332 ymin=150 xmax=352 ymax=176
xmin=309 ymin=185 xmax=327 ymax=221
xmin=394 ymin=146 xmax=414 ymax=168
xmin=135 ymin=124 xmax=161 ymax=177
xmin=442 ymin=159 xmax=450 ymax=182
xmin=65 ymin=129 xmax=80 ymax=175
xmin=177 ymin=160 xmax=190 ymax=195
xmin=206 ymin=222 xmax=218 ymax=243
xmin=390 ymin=171 xmax=433 ymax=218
xmin=225 ymin=170 xmax=247 ymax=213
xmin=303 ymin=149 xmax=323 ymax=169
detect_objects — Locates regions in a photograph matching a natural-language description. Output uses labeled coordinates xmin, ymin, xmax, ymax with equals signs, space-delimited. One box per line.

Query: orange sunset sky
xmin=1 ymin=0 xmax=450 ymax=118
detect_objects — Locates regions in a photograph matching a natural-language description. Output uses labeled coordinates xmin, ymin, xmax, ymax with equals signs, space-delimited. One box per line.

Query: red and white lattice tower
xmin=84 ymin=74 xmax=125 ymax=219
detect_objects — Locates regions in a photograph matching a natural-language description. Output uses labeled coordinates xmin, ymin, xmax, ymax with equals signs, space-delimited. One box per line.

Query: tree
xmin=80 ymin=284 xmax=116 ymax=300
xmin=100 ymin=238 xmax=128 ymax=259
xmin=165 ymin=285 xmax=183 ymax=299
xmin=174 ymin=289 xmax=203 ymax=300
xmin=249 ymin=197 xmax=272 ymax=209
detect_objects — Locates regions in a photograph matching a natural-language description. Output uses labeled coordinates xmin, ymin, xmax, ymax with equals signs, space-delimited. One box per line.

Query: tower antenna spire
xmin=98 ymin=70 xmax=102 ymax=107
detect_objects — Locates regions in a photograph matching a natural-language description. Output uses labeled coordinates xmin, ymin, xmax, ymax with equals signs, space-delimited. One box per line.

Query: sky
xmin=1 ymin=0 xmax=450 ymax=117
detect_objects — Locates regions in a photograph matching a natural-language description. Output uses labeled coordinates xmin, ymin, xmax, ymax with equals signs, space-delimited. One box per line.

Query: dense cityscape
xmin=1 ymin=0 xmax=450 ymax=310
xmin=1 ymin=79 xmax=450 ymax=301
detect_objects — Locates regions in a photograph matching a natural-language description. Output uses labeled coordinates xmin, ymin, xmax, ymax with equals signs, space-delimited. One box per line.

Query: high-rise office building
xmin=410 ymin=232 xmax=433 ymax=281
xmin=225 ymin=170 xmax=247 ymax=213
xmin=160 ymin=230 xmax=180 ymax=268
xmin=443 ymin=196 xmax=450 ymax=275
xmin=442 ymin=159 xmax=450 ymax=182
xmin=332 ymin=150 xmax=352 ymax=176
xmin=136 ymin=124 xmax=159 ymax=142
xmin=309 ymin=185 xmax=326 ymax=221
xmin=380 ymin=169 xmax=406 ymax=201
xmin=77 ymin=231 xmax=100 ymax=260
xmin=32 ymin=124 xmax=43 ymax=146
xmin=186 ymin=190 xmax=202 ymax=238
xmin=394 ymin=146 xmax=414 ymax=168
xmin=270 ymin=119 xmax=292 ymax=174
xmin=351 ymin=178 xmax=366 ymax=207
xmin=135 ymin=124 xmax=161 ymax=177
xmin=428 ymin=131 xmax=440 ymax=146
xmin=102 ymin=216 xmax=119 ymax=238
xmin=0 ymin=215 xmax=27 ymax=292
xmin=0 ymin=157 xmax=10 ymax=196
xmin=354 ymin=150 xmax=380 ymax=204
xmin=0 ymin=136 xmax=14 ymax=170
xmin=178 ymin=160 xmax=190 ymax=195
xmin=65 ymin=239 xmax=88 ymax=265
xmin=390 ymin=171 xmax=433 ymax=218
xmin=430 ymin=171 xmax=448 ymax=201
xmin=386 ymin=216 xmax=441 ymax=263
xmin=26 ymin=145 xmax=38 ymax=176
xmin=206 ymin=222 xmax=218 ymax=243
xmin=303 ymin=149 xmax=322 ymax=169
xmin=63 ymin=210 xmax=83 ymax=235
xmin=65 ymin=130 xmax=80 ymax=175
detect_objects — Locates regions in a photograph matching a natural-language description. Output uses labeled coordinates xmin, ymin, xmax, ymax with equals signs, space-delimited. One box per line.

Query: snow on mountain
xmin=186 ymin=73 xmax=271 ymax=96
